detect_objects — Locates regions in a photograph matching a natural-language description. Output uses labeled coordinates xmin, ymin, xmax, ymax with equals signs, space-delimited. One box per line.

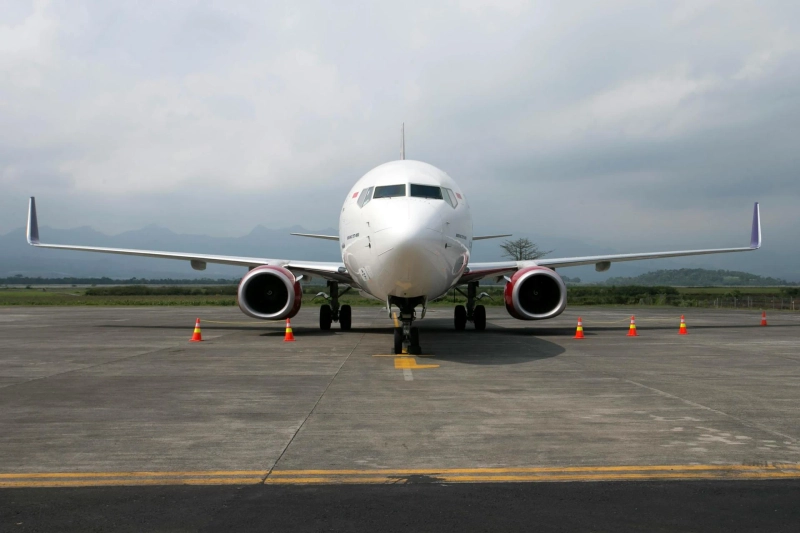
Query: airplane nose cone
xmin=371 ymin=200 xmax=448 ymax=298
xmin=373 ymin=201 xmax=442 ymax=256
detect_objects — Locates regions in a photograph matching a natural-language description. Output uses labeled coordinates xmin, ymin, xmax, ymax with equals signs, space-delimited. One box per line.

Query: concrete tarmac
xmin=1 ymin=305 xmax=799 ymax=530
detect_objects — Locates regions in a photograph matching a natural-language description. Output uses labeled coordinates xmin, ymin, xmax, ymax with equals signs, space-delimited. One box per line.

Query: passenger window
xmin=357 ymin=187 xmax=373 ymax=207
xmin=373 ymin=184 xmax=406 ymax=198
xmin=443 ymin=188 xmax=458 ymax=208
xmin=409 ymin=184 xmax=443 ymax=199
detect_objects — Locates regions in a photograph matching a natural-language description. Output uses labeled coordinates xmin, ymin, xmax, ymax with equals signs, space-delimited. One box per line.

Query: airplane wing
xmin=460 ymin=202 xmax=761 ymax=284
xmin=290 ymin=233 xmax=339 ymax=241
xmin=25 ymin=197 xmax=351 ymax=283
xmin=473 ymin=234 xmax=512 ymax=241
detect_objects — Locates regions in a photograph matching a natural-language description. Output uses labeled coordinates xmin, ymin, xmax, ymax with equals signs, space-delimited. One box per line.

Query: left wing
xmin=290 ymin=233 xmax=339 ymax=241
xmin=461 ymin=202 xmax=761 ymax=284
xmin=25 ymin=197 xmax=351 ymax=283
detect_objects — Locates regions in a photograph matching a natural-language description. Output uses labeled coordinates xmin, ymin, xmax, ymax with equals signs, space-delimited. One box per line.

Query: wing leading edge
xmin=25 ymin=197 xmax=350 ymax=283
xmin=462 ymin=203 xmax=761 ymax=283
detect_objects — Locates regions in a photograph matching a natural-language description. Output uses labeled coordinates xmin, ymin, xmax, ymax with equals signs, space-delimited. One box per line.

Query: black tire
xmin=454 ymin=305 xmax=467 ymax=331
xmin=409 ymin=326 xmax=420 ymax=352
xmin=320 ymin=304 xmax=332 ymax=330
xmin=474 ymin=305 xmax=487 ymax=331
xmin=393 ymin=327 xmax=403 ymax=354
xmin=340 ymin=305 xmax=352 ymax=331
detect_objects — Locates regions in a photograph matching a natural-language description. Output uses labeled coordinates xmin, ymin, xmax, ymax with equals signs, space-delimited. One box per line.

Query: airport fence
xmin=632 ymin=295 xmax=798 ymax=310
xmin=566 ymin=286 xmax=800 ymax=310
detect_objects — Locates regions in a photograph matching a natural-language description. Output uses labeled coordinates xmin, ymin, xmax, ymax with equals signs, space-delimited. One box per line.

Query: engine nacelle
xmin=504 ymin=266 xmax=567 ymax=320
xmin=237 ymin=266 xmax=302 ymax=320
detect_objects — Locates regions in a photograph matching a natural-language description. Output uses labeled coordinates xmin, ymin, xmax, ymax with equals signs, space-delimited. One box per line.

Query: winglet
xmin=750 ymin=202 xmax=761 ymax=249
xmin=27 ymin=197 xmax=40 ymax=245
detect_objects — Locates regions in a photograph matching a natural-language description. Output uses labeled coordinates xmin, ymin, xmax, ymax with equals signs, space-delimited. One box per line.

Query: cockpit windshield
xmin=357 ymin=187 xmax=373 ymax=207
xmin=373 ymin=184 xmax=406 ymax=199
xmin=409 ymin=184 xmax=443 ymax=199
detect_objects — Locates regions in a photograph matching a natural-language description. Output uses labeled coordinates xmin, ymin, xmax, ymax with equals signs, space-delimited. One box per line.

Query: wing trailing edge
xmin=290 ymin=233 xmax=339 ymax=241
xmin=473 ymin=234 xmax=512 ymax=241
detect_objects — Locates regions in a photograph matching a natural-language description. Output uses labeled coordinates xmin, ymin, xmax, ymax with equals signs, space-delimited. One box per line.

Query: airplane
xmin=25 ymin=138 xmax=761 ymax=355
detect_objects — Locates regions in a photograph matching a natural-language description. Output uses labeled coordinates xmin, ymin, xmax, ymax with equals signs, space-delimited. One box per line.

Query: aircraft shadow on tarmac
xmin=96 ymin=323 xmax=565 ymax=365
xmin=95 ymin=318 xmax=796 ymax=366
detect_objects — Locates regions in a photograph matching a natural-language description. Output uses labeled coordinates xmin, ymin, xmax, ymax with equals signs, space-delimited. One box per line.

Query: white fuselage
xmin=339 ymin=160 xmax=473 ymax=303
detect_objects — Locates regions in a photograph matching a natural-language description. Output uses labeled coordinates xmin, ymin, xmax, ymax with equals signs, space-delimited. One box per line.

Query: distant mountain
xmin=603 ymin=268 xmax=797 ymax=287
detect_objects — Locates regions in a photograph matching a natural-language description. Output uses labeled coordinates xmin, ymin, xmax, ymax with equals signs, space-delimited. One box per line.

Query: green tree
xmin=500 ymin=238 xmax=551 ymax=261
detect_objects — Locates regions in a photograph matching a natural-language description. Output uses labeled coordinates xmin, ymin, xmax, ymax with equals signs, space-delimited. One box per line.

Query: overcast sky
xmin=1 ymin=1 xmax=798 ymax=257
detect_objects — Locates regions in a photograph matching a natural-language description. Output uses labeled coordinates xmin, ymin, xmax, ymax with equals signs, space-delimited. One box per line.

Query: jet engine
xmin=237 ymin=266 xmax=302 ymax=320
xmin=504 ymin=266 xmax=567 ymax=320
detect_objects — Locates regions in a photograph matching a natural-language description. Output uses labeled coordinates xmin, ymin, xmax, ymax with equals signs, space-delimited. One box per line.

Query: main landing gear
xmin=317 ymin=281 xmax=352 ymax=331
xmin=390 ymin=296 xmax=425 ymax=355
xmin=453 ymin=281 xmax=487 ymax=331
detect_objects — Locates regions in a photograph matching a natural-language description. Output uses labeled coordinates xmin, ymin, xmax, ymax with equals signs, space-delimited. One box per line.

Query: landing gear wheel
xmin=454 ymin=305 xmax=467 ymax=331
xmin=474 ymin=305 xmax=486 ymax=331
xmin=339 ymin=305 xmax=352 ymax=331
xmin=393 ymin=327 xmax=403 ymax=354
xmin=319 ymin=304 xmax=332 ymax=330
xmin=408 ymin=327 xmax=421 ymax=355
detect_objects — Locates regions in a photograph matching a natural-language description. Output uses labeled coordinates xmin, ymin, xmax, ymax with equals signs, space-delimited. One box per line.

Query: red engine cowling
xmin=237 ymin=266 xmax=302 ymax=320
xmin=504 ymin=266 xmax=567 ymax=320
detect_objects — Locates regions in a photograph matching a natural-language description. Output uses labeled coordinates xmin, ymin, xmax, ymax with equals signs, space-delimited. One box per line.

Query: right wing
xmin=461 ymin=202 xmax=761 ymax=283
xmin=26 ymin=197 xmax=351 ymax=283
xmin=473 ymin=234 xmax=512 ymax=241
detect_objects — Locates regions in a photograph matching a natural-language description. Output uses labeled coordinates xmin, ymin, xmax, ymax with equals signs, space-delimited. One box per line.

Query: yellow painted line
xmin=438 ymin=472 xmax=800 ymax=482
xmin=392 ymin=312 xmax=400 ymax=328
xmin=0 ymin=477 xmax=264 ymax=488
xmin=4 ymin=465 xmax=800 ymax=488
xmin=201 ymin=320 xmax=282 ymax=326
xmin=0 ymin=470 xmax=264 ymax=479
xmin=264 ymin=471 xmax=800 ymax=485
xmin=374 ymin=354 xmax=437 ymax=358
xmin=394 ymin=357 xmax=439 ymax=370
xmin=269 ymin=464 xmax=800 ymax=476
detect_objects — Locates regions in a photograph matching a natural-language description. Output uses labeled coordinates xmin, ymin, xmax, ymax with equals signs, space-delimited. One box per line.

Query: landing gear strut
xmin=389 ymin=296 xmax=424 ymax=355
xmin=317 ymin=281 xmax=352 ymax=331
xmin=453 ymin=282 xmax=487 ymax=331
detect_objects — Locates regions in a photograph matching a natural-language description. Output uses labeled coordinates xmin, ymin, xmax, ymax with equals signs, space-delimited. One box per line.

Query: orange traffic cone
xmin=761 ymin=311 xmax=767 ymax=327
xmin=627 ymin=315 xmax=638 ymax=337
xmin=574 ymin=317 xmax=585 ymax=339
xmin=284 ymin=318 xmax=295 ymax=342
xmin=678 ymin=315 xmax=688 ymax=335
xmin=189 ymin=318 xmax=203 ymax=342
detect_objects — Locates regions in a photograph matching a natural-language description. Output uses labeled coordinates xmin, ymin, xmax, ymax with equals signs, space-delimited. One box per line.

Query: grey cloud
xmin=1 ymin=0 xmax=799 ymax=277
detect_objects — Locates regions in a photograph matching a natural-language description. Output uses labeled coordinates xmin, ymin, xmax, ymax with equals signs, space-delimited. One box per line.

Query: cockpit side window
xmin=373 ymin=184 xmax=407 ymax=199
xmin=357 ymin=187 xmax=373 ymax=207
xmin=443 ymin=188 xmax=458 ymax=208
xmin=409 ymin=184 xmax=443 ymax=199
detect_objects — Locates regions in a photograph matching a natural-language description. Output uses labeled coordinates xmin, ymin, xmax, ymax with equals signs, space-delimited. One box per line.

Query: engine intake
xmin=504 ymin=266 xmax=567 ymax=320
xmin=238 ymin=266 xmax=302 ymax=320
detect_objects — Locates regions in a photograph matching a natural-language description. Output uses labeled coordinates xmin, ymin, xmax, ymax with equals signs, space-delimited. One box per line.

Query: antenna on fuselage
xmin=401 ymin=123 xmax=405 ymax=160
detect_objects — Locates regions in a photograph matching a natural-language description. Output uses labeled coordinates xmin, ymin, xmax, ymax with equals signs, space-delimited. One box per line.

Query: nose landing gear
xmin=316 ymin=281 xmax=352 ymax=331
xmin=389 ymin=296 xmax=425 ymax=355
xmin=453 ymin=282 xmax=488 ymax=331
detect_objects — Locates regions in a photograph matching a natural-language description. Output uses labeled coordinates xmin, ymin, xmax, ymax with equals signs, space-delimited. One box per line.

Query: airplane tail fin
xmin=401 ymin=123 xmax=405 ymax=160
